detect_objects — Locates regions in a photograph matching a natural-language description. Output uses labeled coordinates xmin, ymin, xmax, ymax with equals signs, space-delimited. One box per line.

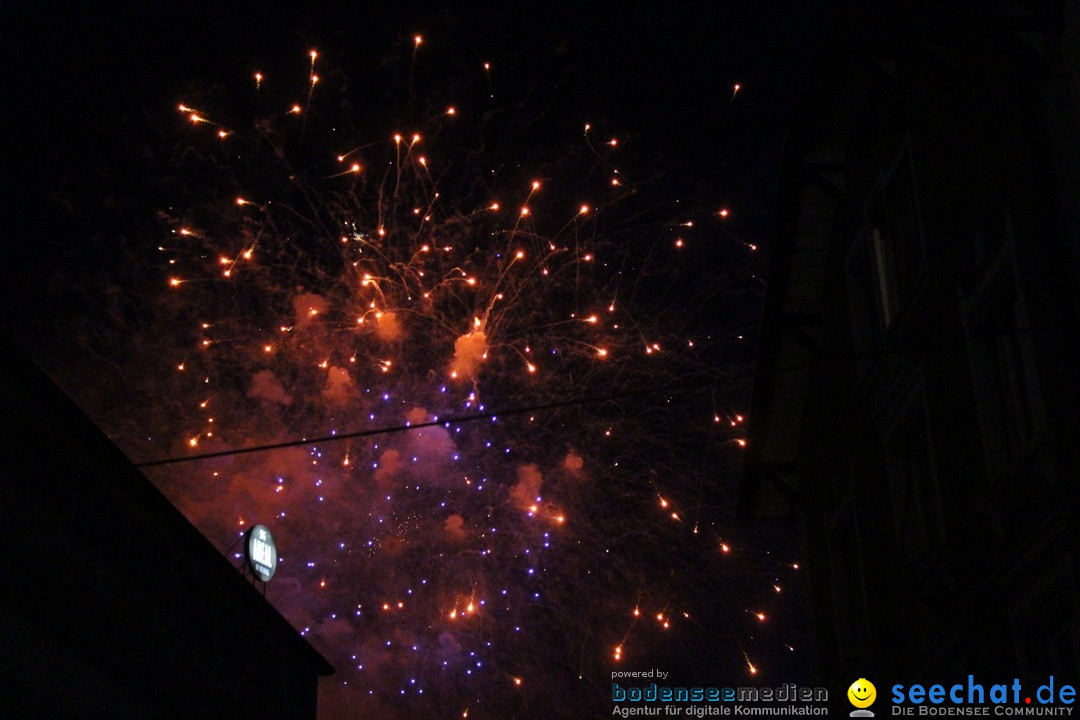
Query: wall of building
xmin=0 ymin=347 xmax=331 ymax=718
xmin=745 ymin=1 xmax=1080 ymax=689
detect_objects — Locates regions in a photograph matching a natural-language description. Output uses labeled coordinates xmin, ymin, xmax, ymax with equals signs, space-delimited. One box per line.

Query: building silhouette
xmin=0 ymin=345 xmax=332 ymax=718
xmin=742 ymin=0 xmax=1080 ymax=690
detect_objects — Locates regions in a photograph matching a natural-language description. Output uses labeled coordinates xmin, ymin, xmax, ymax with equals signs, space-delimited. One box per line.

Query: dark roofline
xmin=1 ymin=336 xmax=334 ymax=677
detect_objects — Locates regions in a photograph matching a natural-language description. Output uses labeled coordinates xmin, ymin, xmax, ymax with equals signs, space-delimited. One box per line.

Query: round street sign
xmin=246 ymin=524 xmax=277 ymax=582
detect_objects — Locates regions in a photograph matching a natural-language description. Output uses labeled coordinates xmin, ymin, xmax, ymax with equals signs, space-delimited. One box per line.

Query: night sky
xmin=3 ymin=3 xmax=835 ymax=718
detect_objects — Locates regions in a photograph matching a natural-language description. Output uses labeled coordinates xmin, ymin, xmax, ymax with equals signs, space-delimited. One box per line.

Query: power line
xmin=134 ymin=378 xmax=713 ymax=468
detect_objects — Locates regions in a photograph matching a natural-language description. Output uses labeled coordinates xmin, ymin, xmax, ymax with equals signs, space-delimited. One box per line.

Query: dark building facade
xmin=742 ymin=1 xmax=1080 ymax=690
xmin=0 ymin=346 xmax=332 ymax=717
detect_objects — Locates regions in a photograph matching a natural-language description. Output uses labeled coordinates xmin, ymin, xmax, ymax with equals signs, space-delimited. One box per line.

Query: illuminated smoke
xmin=248 ymin=369 xmax=292 ymax=406
xmin=444 ymin=513 xmax=467 ymax=541
xmin=322 ymin=366 xmax=355 ymax=405
xmin=375 ymin=311 xmax=405 ymax=342
xmin=510 ymin=463 xmax=544 ymax=508
xmin=562 ymin=449 xmax=584 ymax=474
xmin=449 ymin=330 xmax=488 ymax=380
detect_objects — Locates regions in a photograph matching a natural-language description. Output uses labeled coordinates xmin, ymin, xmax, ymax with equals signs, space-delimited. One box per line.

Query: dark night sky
xmin=0 ymin=0 xmax=838 ymax=470
xmin=1 ymin=3 xmax=838 ymax=718
xmin=3 ymin=1 xmax=831 ymax=298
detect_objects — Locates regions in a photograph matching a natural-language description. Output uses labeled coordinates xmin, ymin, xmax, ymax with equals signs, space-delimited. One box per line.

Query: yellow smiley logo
xmin=848 ymin=678 xmax=876 ymax=708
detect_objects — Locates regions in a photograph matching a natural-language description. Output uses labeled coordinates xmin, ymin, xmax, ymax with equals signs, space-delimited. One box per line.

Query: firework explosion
xmin=115 ymin=41 xmax=798 ymax=719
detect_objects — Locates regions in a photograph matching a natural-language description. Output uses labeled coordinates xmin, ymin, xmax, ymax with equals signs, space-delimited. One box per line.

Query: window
xmin=846 ymin=139 xmax=925 ymax=353
xmin=877 ymin=145 xmax=923 ymax=317
xmin=962 ymin=228 xmax=1045 ymax=480
xmin=885 ymin=413 xmax=944 ymax=565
